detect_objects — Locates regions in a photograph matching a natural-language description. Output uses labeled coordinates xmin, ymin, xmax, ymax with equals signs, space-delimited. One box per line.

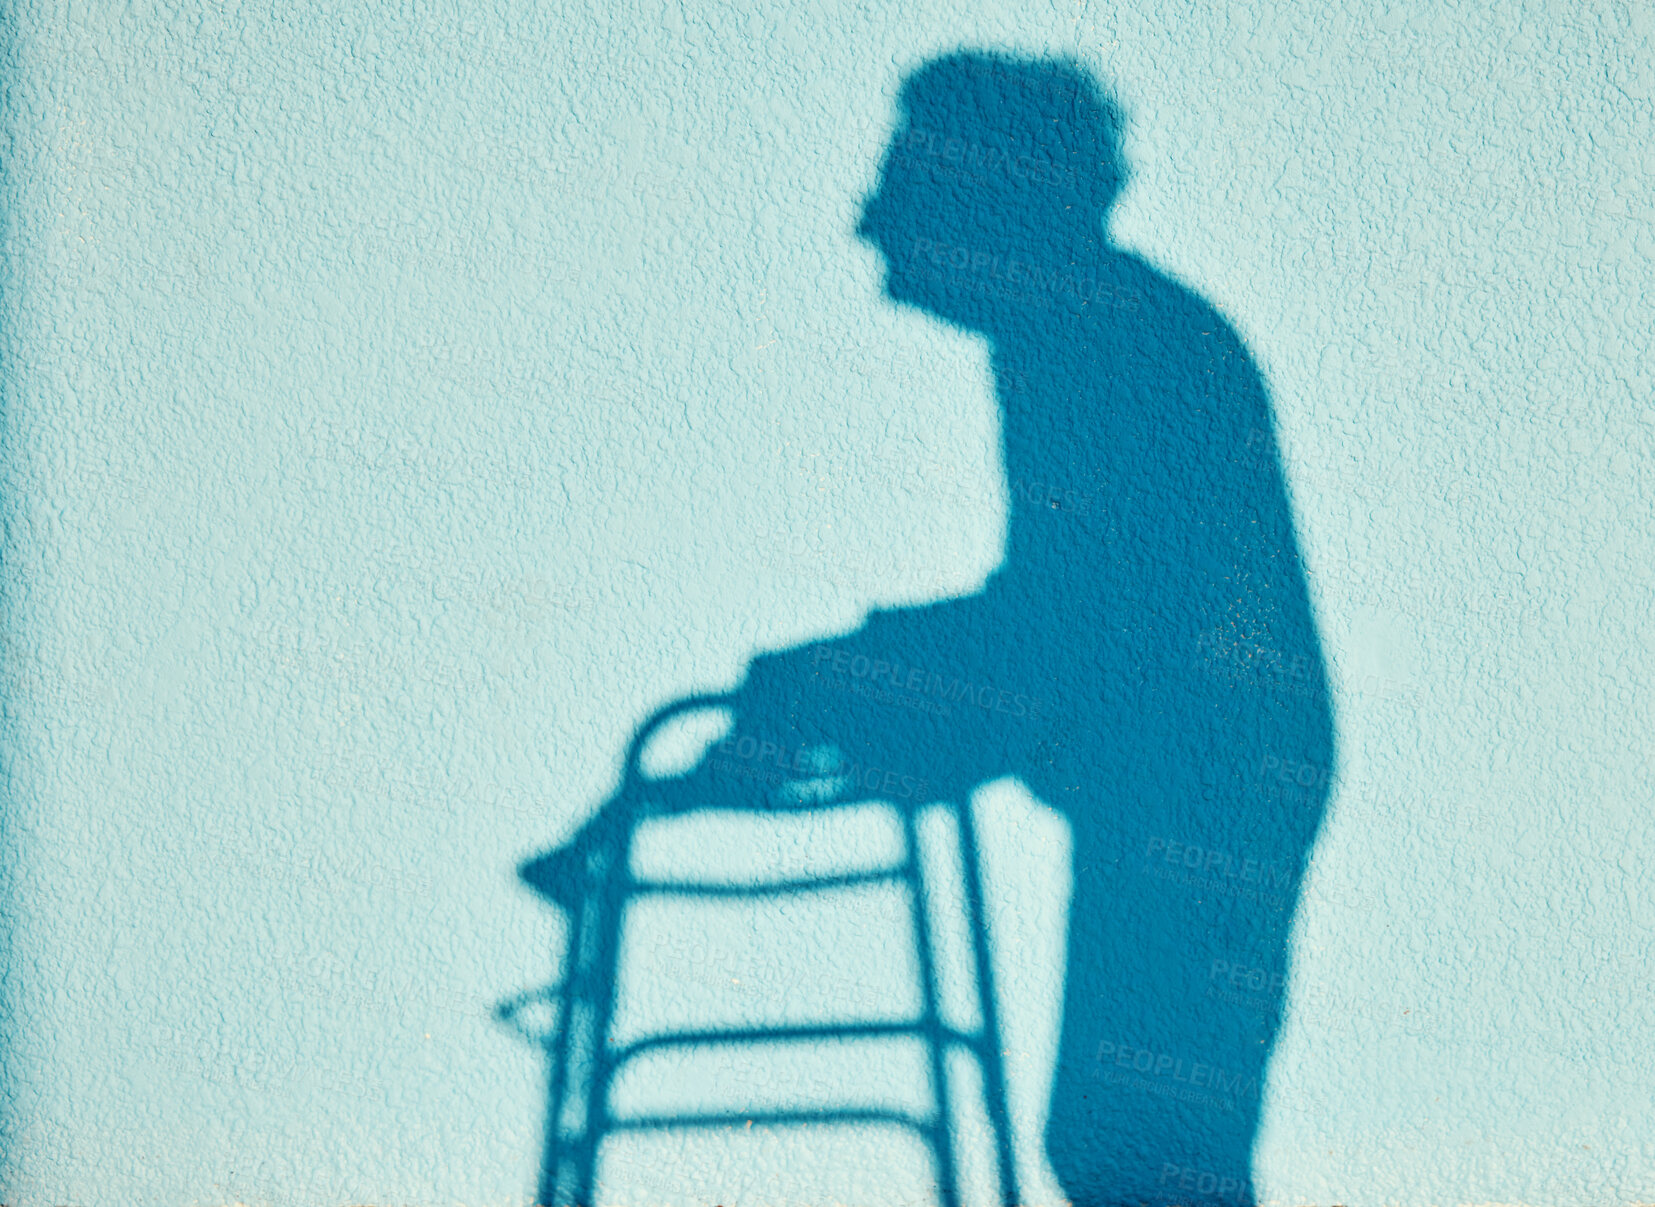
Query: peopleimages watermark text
xmin=812 ymin=645 xmax=1044 ymax=720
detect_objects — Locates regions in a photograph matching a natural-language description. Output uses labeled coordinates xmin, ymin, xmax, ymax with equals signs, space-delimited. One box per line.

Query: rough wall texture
xmin=0 ymin=1 xmax=1652 ymax=1205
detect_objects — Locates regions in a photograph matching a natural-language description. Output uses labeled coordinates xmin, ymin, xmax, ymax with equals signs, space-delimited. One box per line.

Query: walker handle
xmin=619 ymin=691 xmax=740 ymax=788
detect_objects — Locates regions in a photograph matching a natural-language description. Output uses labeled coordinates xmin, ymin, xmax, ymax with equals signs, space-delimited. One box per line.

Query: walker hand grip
xmin=622 ymin=692 xmax=740 ymax=786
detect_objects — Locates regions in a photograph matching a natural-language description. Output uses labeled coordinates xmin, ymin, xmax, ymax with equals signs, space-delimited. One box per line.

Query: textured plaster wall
xmin=0 ymin=0 xmax=1652 ymax=1204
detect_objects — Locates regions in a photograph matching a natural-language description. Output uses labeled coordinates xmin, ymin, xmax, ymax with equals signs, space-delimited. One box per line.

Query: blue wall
xmin=2 ymin=1 xmax=1652 ymax=1204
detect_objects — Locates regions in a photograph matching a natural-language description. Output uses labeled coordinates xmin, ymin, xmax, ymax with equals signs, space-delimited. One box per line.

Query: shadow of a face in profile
xmin=518 ymin=50 xmax=1334 ymax=1207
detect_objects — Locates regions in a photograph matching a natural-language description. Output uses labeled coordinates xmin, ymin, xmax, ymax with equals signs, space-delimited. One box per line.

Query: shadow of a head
xmin=858 ymin=52 xmax=1126 ymax=335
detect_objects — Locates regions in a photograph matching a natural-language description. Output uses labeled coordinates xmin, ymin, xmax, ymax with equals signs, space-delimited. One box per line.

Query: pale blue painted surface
xmin=1 ymin=1 xmax=1652 ymax=1204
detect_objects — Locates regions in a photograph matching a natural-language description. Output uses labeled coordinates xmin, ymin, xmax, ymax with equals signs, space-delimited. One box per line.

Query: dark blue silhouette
xmin=510 ymin=51 xmax=1333 ymax=1207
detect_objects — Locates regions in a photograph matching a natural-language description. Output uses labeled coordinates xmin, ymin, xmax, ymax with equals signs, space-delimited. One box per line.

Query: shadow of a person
xmin=521 ymin=51 xmax=1333 ymax=1207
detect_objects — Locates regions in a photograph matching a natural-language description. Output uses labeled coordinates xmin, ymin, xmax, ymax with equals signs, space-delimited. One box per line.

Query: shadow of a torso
xmin=725 ymin=247 xmax=1333 ymax=1203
